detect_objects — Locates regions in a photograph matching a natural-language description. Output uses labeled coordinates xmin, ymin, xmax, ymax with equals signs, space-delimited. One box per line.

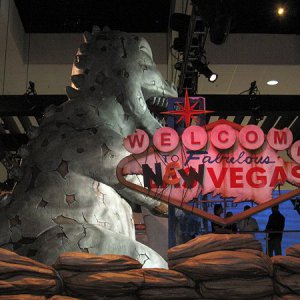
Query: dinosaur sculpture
xmin=0 ymin=27 xmax=177 ymax=268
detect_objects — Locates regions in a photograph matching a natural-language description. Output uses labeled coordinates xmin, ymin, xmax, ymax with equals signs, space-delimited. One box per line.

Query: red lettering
xmin=161 ymin=133 xmax=171 ymax=146
xmin=153 ymin=127 xmax=179 ymax=152
xmin=182 ymin=125 xmax=207 ymax=150
xmin=292 ymin=166 xmax=300 ymax=179
xmin=211 ymin=124 xmax=236 ymax=149
xmin=218 ymin=130 xmax=229 ymax=143
xmin=207 ymin=167 xmax=228 ymax=188
xmin=124 ymin=129 xmax=149 ymax=154
xmin=274 ymin=131 xmax=287 ymax=144
xmin=128 ymin=134 xmax=144 ymax=148
xmin=290 ymin=141 xmax=300 ymax=164
xmin=267 ymin=128 xmax=293 ymax=151
xmin=239 ymin=125 xmax=264 ymax=150
xmin=230 ymin=168 xmax=243 ymax=188
xmin=191 ymin=132 xmax=200 ymax=145
xmin=270 ymin=166 xmax=287 ymax=187
xmin=163 ymin=162 xmax=180 ymax=185
xmin=246 ymin=131 xmax=258 ymax=143
xmin=246 ymin=167 xmax=267 ymax=188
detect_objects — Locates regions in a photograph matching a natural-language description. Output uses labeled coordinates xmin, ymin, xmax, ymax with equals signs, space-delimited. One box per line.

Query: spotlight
xmin=197 ymin=62 xmax=218 ymax=82
xmin=209 ymin=73 xmax=218 ymax=82
xmin=277 ymin=7 xmax=285 ymax=16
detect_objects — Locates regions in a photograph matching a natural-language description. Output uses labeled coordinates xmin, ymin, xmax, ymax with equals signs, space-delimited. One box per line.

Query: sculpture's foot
xmin=150 ymin=202 xmax=169 ymax=217
xmin=17 ymin=224 xmax=168 ymax=268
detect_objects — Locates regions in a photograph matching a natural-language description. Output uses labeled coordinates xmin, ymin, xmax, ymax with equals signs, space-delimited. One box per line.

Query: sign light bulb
xmin=277 ymin=7 xmax=285 ymax=16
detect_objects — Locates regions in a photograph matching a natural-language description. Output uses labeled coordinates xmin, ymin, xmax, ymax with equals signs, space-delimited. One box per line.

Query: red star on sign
xmin=161 ymin=88 xmax=214 ymax=127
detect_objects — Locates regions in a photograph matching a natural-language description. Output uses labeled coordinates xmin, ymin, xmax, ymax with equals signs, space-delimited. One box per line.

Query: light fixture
xmin=209 ymin=73 xmax=218 ymax=82
xmin=267 ymin=80 xmax=278 ymax=86
xmin=25 ymin=81 xmax=37 ymax=96
xmin=197 ymin=62 xmax=218 ymax=82
xmin=277 ymin=7 xmax=285 ymax=16
xmin=170 ymin=13 xmax=190 ymax=52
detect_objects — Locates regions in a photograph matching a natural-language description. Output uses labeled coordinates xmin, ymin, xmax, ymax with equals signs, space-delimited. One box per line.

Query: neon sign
xmin=117 ymin=97 xmax=300 ymax=225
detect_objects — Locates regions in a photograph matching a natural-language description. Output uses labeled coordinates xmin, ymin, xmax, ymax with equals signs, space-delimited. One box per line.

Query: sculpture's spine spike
xmin=83 ymin=31 xmax=92 ymax=43
xmin=92 ymin=25 xmax=101 ymax=35
xmin=71 ymin=74 xmax=85 ymax=89
xmin=74 ymin=55 xmax=87 ymax=69
xmin=79 ymin=43 xmax=89 ymax=54
xmin=26 ymin=125 xmax=40 ymax=140
xmin=103 ymin=26 xmax=111 ymax=32
xmin=17 ymin=145 xmax=30 ymax=158
xmin=66 ymin=86 xmax=81 ymax=99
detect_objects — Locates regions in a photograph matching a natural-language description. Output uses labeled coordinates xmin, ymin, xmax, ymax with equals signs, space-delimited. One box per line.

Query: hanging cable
xmin=25 ymin=32 xmax=31 ymax=93
xmin=24 ymin=0 xmax=33 ymax=94
xmin=1 ymin=0 xmax=11 ymax=95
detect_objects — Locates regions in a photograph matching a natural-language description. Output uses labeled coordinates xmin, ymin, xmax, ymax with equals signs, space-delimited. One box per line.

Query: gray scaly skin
xmin=0 ymin=27 xmax=177 ymax=268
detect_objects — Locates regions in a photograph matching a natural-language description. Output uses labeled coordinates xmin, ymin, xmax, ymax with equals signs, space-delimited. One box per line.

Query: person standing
xmin=238 ymin=205 xmax=259 ymax=233
xmin=265 ymin=205 xmax=285 ymax=257
xmin=211 ymin=204 xmax=233 ymax=233
xmin=225 ymin=211 xmax=238 ymax=233
xmin=211 ymin=204 xmax=224 ymax=233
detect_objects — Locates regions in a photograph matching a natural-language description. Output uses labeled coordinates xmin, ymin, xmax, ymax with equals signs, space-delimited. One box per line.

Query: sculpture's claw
xmin=150 ymin=202 xmax=168 ymax=218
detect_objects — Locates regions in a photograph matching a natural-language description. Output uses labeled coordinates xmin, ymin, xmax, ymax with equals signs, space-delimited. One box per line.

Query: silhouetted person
xmin=225 ymin=211 xmax=237 ymax=233
xmin=238 ymin=205 xmax=259 ymax=233
xmin=265 ymin=205 xmax=285 ymax=256
xmin=211 ymin=204 xmax=223 ymax=233
xmin=211 ymin=204 xmax=233 ymax=233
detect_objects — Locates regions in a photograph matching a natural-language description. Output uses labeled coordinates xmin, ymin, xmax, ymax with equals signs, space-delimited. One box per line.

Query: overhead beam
xmin=0 ymin=94 xmax=299 ymax=116
xmin=0 ymin=95 xmax=67 ymax=117
xmin=0 ymin=134 xmax=28 ymax=151
xmin=203 ymin=95 xmax=300 ymax=116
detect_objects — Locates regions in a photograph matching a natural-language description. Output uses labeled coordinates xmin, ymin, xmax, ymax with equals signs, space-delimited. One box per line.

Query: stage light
xmin=267 ymin=80 xmax=278 ymax=86
xmin=277 ymin=7 xmax=285 ymax=16
xmin=170 ymin=13 xmax=190 ymax=53
xmin=197 ymin=62 xmax=218 ymax=82
xmin=209 ymin=73 xmax=218 ymax=82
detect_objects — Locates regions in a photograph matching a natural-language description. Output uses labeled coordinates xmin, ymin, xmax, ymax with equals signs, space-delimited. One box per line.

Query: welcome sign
xmin=117 ymin=96 xmax=300 ymax=225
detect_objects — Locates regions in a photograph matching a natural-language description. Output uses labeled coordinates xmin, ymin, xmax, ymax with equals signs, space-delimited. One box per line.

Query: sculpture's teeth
xmin=71 ymin=74 xmax=85 ymax=89
xmin=66 ymin=86 xmax=81 ymax=99
xmin=74 ymin=55 xmax=87 ymax=69
xmin=160 ymin=97 xmax=168 ymax=109
xmin=146 ymin=97 xmax=168 ymax=109
xmin=83 ymin=31 xmax=92 ymax=43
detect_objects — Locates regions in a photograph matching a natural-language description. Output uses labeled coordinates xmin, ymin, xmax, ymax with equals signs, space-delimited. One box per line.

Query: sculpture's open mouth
xmin=144 ymin=81 xmax=177 ymax=123
xmin=141 ymin=75 xmax=177 ymax=122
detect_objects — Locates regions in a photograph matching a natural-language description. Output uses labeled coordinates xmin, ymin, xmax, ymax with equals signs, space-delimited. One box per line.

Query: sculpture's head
xmin=68 ymin=27 xmax=178 ymax=136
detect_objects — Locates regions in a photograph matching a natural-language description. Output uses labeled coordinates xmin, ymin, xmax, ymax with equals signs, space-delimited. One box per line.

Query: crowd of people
xmin=211 ymin=204 xmax=285 ymax=257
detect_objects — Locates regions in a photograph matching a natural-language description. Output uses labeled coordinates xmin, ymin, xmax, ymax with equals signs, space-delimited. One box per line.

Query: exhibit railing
xmin=198 ymin=230 xmax=300 ymax=255
xmin=240 ymin=230 xmax=300 ymax=255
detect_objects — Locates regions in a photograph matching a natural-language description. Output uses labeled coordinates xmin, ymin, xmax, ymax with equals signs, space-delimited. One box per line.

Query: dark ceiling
xmin=14 ymin=0 xmax=172 ymax=33
xmin=15 ymin=0 xmax=300 ymax=34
